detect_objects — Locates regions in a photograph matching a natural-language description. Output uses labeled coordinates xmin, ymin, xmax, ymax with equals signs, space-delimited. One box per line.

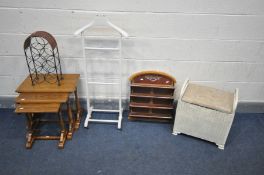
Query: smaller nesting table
xmin=15 ymin=74 xmax=82 ymax=149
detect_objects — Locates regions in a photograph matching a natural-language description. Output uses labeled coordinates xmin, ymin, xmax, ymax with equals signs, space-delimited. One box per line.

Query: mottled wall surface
xmin=0 ymin=0 xmax=264 ymax=102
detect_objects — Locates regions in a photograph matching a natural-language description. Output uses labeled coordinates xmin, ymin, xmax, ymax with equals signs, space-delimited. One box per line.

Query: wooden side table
xmin=15 ymin=74 xmax=82 ymax=148
xmin=15 ymin=103 xmax=67 ymax=149
xmin=16 ymin=74 xmax=82 ymax=129
xmin=16 ymin=92 xmax=75 ymax=139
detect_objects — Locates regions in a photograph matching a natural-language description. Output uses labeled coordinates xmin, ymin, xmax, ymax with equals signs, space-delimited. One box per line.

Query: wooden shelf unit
xmin=129 ymin=71 xmax=176 ymax=122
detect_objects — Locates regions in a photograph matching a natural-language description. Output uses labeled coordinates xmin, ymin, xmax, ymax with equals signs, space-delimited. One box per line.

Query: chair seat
xmin=182 ymin=83 xmax=234 ymax=114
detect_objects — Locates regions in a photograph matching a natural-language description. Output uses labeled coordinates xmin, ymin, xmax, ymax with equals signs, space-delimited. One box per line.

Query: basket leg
xmin=172 ymin=131 xmax=181 ymax=136
xmin=217 ymin=144 xmax=225 ymax=150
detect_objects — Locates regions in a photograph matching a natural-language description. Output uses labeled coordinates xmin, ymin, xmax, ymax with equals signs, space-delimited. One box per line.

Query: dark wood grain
xmin=129 ymin=71 xmax=176 ymax=122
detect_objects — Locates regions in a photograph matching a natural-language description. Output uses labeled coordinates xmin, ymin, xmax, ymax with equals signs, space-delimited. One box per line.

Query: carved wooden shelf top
xmin=16 ymin=74 xmax=80 ymax=93
xmin=131 ymin=83 xmax=174 ymax=89
xmin=129 ymin=70 xmax=176 ymax=84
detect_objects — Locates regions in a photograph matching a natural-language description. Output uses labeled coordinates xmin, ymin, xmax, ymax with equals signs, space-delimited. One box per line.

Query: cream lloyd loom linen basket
xmin=173 ymin=79 xmax=239 ymax=150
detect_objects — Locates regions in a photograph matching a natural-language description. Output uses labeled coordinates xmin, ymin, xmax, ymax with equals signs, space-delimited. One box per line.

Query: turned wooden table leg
xmin=66 ymin=100 xmax=74 ymax=139
xmin=26 ymin=113 xmax=34 ymax=149
xmin=57 ymin=108 xmax=67 ymax=149
xmin=74 ymin=89 xmax=82 ymax=129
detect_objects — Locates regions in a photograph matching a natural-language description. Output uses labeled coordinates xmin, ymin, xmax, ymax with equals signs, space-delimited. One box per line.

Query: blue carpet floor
xmin=0 ymin=108 xmax=264 ymax=175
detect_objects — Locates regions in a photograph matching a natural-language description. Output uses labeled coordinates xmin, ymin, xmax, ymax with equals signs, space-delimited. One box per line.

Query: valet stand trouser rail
xmin=15 ymin=103 xmax=67 ymax=149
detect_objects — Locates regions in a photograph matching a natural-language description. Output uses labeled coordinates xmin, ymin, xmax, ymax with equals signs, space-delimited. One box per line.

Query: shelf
xmin=129 ymin=112 xmax=173 ymax=120
xmin=129 ymin=71 xmax=176 ymax=122
xmin=130 ymin=102 xmax=174 ymax=109
xmin=131 ymin=83 xmax=174 ymax=89
xmin=130 ymin=92 xmax=173 ymax=99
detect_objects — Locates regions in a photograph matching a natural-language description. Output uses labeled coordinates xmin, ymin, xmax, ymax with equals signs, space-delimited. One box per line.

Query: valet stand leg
xmin=74 ymin=89 xmax=82 ymax=130
xmin=25 ymin=113 xmax=34 ymax=149
xmin=66 ymin=99 xmax=74 ymax=140
xmin=57 ymin=108 xmax=67 ymax=149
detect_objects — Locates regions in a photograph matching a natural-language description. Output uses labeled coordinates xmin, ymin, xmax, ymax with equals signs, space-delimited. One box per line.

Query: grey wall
xmin=0 ymin=0 xmax=264 ymax=102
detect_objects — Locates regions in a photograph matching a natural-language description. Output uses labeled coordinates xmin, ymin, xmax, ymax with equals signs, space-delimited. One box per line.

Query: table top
xmin=15 ymin=103 xmax=61 ymax=113
xmin=16 ymin=74 xmax=80 ymax=93
xmin=16 ymin=92 xmax=69 ymax=103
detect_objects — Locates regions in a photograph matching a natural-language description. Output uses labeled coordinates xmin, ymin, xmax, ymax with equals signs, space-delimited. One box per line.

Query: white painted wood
xmin=74 ymin=14 xmax=128 ymax=37
xmin=75 ymin=16 xmax=125 ymax=129
xmin=92 ymin=109 xmax=120 ymax=113
xmin=84 ymin=106 xmax=93 ymax=128
xmin=81 ymin=35 xmax=90 ymax=112
xmin=87 ymin=119 xmax=119 ymax=123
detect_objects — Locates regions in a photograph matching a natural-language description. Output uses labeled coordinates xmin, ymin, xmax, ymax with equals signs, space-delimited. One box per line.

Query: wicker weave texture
xmin=173 ymin=100 xmax=235 ymax=147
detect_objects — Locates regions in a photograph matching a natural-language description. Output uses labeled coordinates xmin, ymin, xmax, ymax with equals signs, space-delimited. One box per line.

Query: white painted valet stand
xmin=74 ymin=14 xmax=128 ymax=129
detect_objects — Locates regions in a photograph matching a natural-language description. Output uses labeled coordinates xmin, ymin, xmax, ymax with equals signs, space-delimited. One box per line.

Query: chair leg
xmin=57 ymin=108 xmax=67 ymax=149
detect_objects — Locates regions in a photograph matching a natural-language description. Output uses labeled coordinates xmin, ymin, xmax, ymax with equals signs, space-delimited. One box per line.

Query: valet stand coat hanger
xmin=74 ymin=14 xmax=128 ymax=129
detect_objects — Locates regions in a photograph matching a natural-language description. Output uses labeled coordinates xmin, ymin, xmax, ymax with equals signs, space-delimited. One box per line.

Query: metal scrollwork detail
xmin=24 ymin=31 xmax=63 ymax=86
